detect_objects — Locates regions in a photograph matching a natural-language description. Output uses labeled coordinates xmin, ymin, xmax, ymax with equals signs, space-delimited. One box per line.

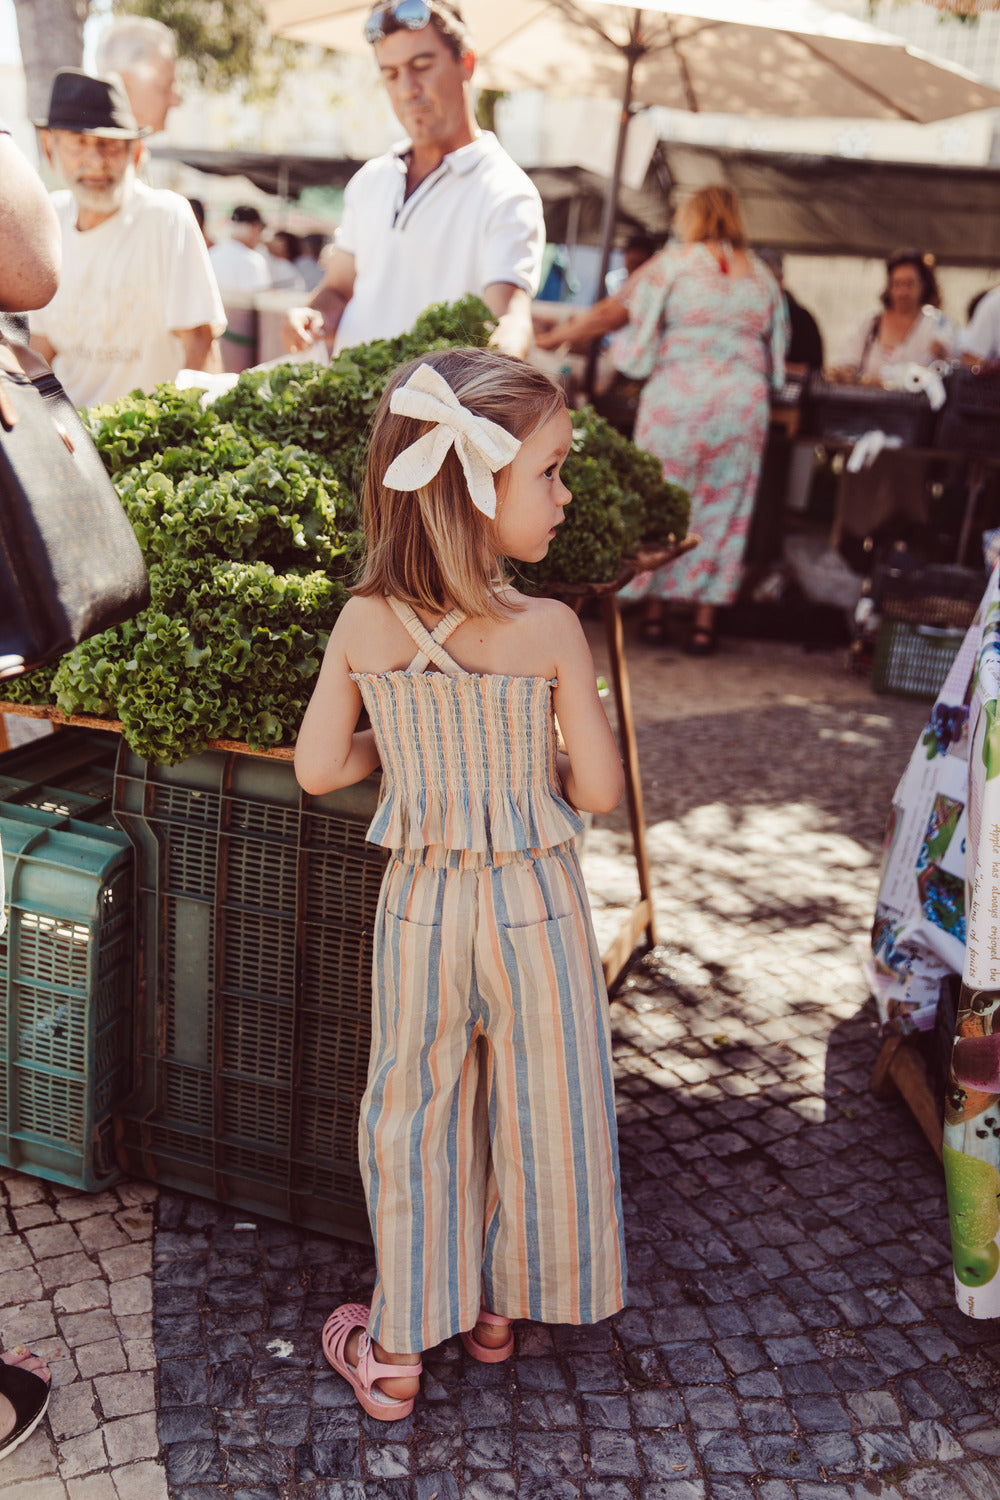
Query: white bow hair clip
xmin=382 ymin=363 xmax=521 ymax=519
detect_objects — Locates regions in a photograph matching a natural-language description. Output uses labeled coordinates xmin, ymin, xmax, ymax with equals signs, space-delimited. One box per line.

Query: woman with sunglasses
xmin=282 ymin=1 xmax=544 ymax=362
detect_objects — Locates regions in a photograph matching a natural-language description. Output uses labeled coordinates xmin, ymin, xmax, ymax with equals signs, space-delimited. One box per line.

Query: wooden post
xmin=600 ymin=589 xmax=656 ymax=991
xmin=870 ymin=1035 xmax=943 ymax=1161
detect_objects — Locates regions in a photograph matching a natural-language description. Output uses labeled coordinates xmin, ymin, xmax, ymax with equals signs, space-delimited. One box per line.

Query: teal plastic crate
xmin=112 ymin=744 xmax=385 ymax=1241
xmin=871 ymin=618 xmax=967 ymax=700
xmin=0 ymin=802 xmax=134 ymax=1190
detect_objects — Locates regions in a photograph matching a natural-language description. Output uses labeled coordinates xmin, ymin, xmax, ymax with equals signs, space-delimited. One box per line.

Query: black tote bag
xmin=0 ymin=333 xmax=150 ymax=679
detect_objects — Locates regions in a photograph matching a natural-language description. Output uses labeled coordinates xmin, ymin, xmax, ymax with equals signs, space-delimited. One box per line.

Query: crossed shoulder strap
xmin=388 ymin=598 xmax=467 ymax=676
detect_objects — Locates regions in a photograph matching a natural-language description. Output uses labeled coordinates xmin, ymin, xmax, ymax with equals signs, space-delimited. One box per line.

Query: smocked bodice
xmin=351 ymin=601 xmax=582 ymax=854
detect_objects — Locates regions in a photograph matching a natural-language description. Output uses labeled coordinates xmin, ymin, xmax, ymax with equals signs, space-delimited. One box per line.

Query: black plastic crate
xmin=873 ymin=562 xmax=985 ymax=630
xmin=936 ymin=368 xmax=1000 ymax=456
xmin=112 ymin=744 xmax=385 ymax=1241
xmin=800 ymin=374 xmax=935 ymax=447
xmin=0 ymin=729 xmax=118 ymax=827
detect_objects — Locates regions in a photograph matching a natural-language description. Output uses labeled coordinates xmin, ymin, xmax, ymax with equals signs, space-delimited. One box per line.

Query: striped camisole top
xmin=350 ymin=599 xmax=583 ymax=855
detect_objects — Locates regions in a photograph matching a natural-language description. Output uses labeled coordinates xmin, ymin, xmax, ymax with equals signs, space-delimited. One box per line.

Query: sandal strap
xmin=357 ymin=1333 xmax=422 ymax=1387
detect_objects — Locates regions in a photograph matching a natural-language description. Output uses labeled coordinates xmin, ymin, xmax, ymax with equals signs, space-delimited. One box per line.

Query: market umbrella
xmin=263 ymin=0 xmax=1000 ymax=292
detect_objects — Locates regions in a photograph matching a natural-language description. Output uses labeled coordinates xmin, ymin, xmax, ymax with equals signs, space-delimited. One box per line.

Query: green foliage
xmin=0 ymin=662 xmax=59 ymax=707
xmin=82 ymin=384 xmax=221 ymax=475
xmin=114 ymin=446 xmax=357 ymax=572
xmin=53 ymin=560 xmax=345 ymax=764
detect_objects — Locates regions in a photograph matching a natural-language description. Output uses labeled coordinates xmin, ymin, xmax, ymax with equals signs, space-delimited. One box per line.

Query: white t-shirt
xmin=962 ymin=286 xmax=1000 ymax=362
xmin=32 ymin=180 xmax=225 ymax=409
xmin=209 ymin=238 xmax=273 ymax=298
xmin=333 ymin=132 xmax=544 ymax=352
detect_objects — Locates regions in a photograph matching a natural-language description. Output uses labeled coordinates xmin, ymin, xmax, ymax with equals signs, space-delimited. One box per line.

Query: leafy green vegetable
xmin=115 ymin=446 xmax=358 ymax=572
xmin=0 ymin=662 xmax=58 ymax=707
xmin=53 ymin=561 xmax=345 ymax=764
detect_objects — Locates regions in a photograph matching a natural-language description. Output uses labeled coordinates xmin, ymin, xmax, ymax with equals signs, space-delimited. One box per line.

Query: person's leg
xmin=476 ymin=849 xmax=626 ymax=1326
xmin=688 ymin=602 xmax=717 ymax=652
xmin=359 ymin=858 xmax=486 ymax=1353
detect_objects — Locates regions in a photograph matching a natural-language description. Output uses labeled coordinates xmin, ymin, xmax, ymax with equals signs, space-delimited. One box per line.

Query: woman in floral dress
xmin=615 ymin=186 xmax=787 ymax=651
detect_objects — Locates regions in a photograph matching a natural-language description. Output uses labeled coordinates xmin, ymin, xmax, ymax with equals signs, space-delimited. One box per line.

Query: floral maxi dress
xmin=617 ymin=243 xmax=787 ymax=607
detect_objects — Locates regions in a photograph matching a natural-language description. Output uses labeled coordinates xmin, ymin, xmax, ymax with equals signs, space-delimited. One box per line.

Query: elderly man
xmin=29 ymin=69 xmax=224 ymax=410
xmin=283 ymin=0 xmax=543 ymax=359
xmin=94 ymin=15 xmax=180 ymax=135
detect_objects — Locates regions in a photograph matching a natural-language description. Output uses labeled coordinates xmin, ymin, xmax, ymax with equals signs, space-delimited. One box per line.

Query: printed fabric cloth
xmin=615 ymin=242 xmax=786 ymax=607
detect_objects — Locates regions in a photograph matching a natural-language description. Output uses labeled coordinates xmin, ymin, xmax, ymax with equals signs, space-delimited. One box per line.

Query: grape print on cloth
xmin=615 ymin=242 xmax=786 ymax=607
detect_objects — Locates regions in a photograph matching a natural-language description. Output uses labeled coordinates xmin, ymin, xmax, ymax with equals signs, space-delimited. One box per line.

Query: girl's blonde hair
xmin=353 ymin=347 xmax=566 ymax=620
xmin=677 ymin=184 xmax=747 ymax=249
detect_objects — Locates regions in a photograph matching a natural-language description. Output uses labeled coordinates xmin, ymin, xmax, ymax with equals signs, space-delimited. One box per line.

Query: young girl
xmin=294 ymin=347 xmax=627 ymax=1420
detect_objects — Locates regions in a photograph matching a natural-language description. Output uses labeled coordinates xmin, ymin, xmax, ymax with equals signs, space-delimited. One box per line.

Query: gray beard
xmin=71 ymin=163 xmax=133 ymax=217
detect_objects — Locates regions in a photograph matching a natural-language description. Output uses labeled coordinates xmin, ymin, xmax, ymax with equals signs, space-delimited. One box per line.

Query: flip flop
xmin=460 ymin=1309 xmax=514 ymax=1363
xmin=0 ymin=1352 xmax=51 ymax=1462
xmin=321 ymin=1303 xmax=422 ymax=1421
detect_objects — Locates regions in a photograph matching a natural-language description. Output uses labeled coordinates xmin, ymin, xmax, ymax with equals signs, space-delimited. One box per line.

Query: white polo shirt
xmin=333 ymin=131 xmax=544 ymax=352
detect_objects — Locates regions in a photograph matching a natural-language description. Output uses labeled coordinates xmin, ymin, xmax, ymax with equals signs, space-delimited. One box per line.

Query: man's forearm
xmin=309 ymin=281 xmax=349 ymax=340
xmin=483 ymin=284 xmax=533 ymax=361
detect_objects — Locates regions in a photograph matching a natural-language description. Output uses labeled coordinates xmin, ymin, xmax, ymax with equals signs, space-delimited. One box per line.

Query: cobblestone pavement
xmin=3 ymin=628 xmax=1000 ymax=1499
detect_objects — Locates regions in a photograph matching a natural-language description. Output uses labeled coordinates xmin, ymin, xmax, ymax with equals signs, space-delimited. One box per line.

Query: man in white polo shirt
xmin=282 ymin=0 xmax=543 ymax=360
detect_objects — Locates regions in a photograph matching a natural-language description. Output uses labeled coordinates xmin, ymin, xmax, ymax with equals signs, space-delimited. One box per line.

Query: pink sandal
xmin=460 ymin=1309 xmax=514 ymax=1363
xmin=321 ymin=1303 xmax=422 ymax=1421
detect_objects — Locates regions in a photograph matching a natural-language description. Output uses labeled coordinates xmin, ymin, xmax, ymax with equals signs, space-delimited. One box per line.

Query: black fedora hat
xmin=33 ymin=67 xmax=151 ymax=138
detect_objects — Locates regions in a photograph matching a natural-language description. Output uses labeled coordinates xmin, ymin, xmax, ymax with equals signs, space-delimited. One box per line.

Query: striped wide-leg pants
xmin=359 ymin=840 xmax=627 ymax=1355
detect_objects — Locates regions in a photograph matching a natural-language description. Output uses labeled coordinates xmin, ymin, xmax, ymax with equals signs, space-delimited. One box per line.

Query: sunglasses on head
xmin=364 ymin=0 xmax=437 ymax=43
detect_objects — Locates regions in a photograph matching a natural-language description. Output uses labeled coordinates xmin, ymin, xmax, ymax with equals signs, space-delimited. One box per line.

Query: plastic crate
xmin=936 ymin=369 xmax=1000 ymax=456
xmin=873 ymin=563 xmax=985 ymax=630
xmin=871 ymin=618 xmax=967 ymax=699
xmin=0 ymin=802 xmax=134 ymax=1190
xmin=801 ymin=374 xmax=935 ymax=446
xmin=0 ymin=728 xmax=119 ymax=827
xmin=112 ymin=744 xmax=386 ymax=1241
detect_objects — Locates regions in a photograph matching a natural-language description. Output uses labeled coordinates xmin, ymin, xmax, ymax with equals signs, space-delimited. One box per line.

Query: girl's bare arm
xmin=294 ymin=602 xmax=382 ymax=794
xmin=551 ymin=606 xmax=624 ymax=815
